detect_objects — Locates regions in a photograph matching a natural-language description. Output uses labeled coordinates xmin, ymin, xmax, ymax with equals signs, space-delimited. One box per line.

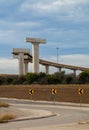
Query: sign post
xmin=78 ymin=88 xmax=84 ymax=123
xmin=78 ymin=88 xmax=84 ymax=107
xmin=51 ymin=88 xmax=57 ymax=103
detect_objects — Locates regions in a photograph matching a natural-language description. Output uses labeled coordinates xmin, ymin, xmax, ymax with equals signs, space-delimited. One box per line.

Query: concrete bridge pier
xmin=24 ymin=60 xmax=29 ymax=75
xmin=18 ymin=53 xmax=25 ymax=75
xmin=12 ymin=48 xmax=30 ymax=75
xmin=59 ymin=68 xmax=62 ymax=73
xmin=73 ymin=69 xmax=76 ymax=78
xmin=26 ymin=37 xmax=46 ymax=73
xmin=32 ymin=43 xmax=39 ymax=73
xmin=45 ymin=65 xmax=49 ymax=74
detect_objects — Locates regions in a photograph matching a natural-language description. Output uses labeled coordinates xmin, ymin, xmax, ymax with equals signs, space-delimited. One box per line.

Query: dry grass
xmin=0 ymin=102 xmax=10 ymax=107
xmin=0 ymin=102 xmax=16 ymax=123
xmin=0 ymin=113 xmax=16 ymax=123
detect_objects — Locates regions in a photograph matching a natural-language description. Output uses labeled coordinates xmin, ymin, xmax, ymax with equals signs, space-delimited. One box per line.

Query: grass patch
xmin=0 ymin=102 xmax=10 ymax=107
xmin=0 ymin=113 xmax=16 ymax=123
xmin=0 ymin=102 xmax=16 ymax=123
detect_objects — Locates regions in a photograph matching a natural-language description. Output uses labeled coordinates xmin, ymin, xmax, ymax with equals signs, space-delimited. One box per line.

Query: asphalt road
xmin=0 ymin=99 xmax=89 ymax=130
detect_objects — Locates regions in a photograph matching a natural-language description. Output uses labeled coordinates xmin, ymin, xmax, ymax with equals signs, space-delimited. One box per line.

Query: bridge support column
xmin=24 ymin=60 xmax=29 ymax=75
xmin=26 ymin=37 xmax=46 ymax=73
xmin=12 ymin=48 xmax=30 ymax=75
xmin=59 ymin=68 xmax=61 ymax=73
xmin=18 ymin=53 xmax=25 ymax=75
xmin=73 ymin=69 xmax=76 ymax=78
xmin=32 ymin=43 xmax=39 ymax=73
xmin=45 ymin=65 xmax=49 ymax=74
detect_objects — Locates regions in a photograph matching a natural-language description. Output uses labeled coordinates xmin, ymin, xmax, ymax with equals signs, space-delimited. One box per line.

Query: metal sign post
xmin=78 ymin=88 xmax=84 ymax=123
xmin=51 ymin=88 xmax=57 ymax=104
xmin=78 ymin=88 xmax=84 ymax=107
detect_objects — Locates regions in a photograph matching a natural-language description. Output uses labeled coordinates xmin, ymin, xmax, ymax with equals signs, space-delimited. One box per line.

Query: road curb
xmin=0 ymin=98 xmax=89 ymax=108
xmin=10 ymin=112 xmax=57 ymax=122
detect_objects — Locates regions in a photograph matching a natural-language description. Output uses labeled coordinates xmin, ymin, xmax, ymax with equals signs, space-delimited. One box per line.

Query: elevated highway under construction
xmin=12 ymin=37 xmax=89 ymax=75
xmin=12 ymin=48 xmax=89 ymax=76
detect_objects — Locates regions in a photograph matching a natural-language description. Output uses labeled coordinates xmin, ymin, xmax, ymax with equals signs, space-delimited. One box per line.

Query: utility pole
xmin=56 ymin=47 xmax=59 ymax=72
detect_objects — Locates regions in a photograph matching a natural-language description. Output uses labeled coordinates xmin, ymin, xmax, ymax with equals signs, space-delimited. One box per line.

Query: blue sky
xmin=0 ymin=0 xmax=89 ymax=74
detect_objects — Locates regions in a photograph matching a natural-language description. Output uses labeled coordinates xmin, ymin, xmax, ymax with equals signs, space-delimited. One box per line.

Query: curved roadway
xmin=0 ymin=99 xmax=89 ymax=130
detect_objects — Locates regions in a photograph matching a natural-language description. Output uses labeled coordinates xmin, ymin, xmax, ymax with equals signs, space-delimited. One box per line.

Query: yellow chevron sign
xmin=29 ymin=89 xmax=34 ymax=95
xmin=78 ymin=88 xmax=84 ymax=95
xmin=52 ymin=88 xmax=57 ymax=95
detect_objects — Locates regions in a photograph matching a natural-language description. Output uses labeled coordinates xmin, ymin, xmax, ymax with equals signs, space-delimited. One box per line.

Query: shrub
xmin=0 ymin=102 xmax=10 ymax=107
xmin=0 ymin=76 xmax=6 ymax=85
xmin=46 ymin=74 xmax=60 ymax=84
xmin=0 ymin=113 xmax=16 ymax=122
xmin=78 ymin=70 xmax=89 ymax=84
xmin=6 ymin=77 xmax=14 ymax=84
xmin=64 ymin=74 xmax=74 ymax=84
xmin=25 ymin=73 xmax=39 ymax=84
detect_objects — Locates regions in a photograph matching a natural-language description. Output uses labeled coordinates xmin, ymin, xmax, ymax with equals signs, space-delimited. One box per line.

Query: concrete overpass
xmin=12 ymin=48 xmax=89 ymax=75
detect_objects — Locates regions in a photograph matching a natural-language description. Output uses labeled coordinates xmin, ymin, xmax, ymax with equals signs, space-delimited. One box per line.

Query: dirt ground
xmin=0 ymin=84 xmax=89 ymax=103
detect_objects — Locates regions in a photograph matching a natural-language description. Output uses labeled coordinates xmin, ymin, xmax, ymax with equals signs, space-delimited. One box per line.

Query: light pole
xmin=56 ymin=47 xmax=59 ymax=64
xmin=56 ymin=47 xmax=59 ymax=72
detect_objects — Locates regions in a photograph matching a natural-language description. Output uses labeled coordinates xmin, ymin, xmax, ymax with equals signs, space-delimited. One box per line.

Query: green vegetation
xmin=0 ymin=71 xmax=89 ymax=85
xmin=25 ymin=73 xmax=39 ymax=84
xmin=78 ymin=70 xmax=89 ymax=84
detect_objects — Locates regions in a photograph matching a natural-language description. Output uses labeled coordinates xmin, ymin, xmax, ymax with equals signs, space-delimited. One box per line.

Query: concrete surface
xmin=9 ymin=123 xmax=89 ymax=130
xmin=0 ymin=107 xmax=56 ymax=122
xmin=0 ymin=98 xmax=89 ymax=130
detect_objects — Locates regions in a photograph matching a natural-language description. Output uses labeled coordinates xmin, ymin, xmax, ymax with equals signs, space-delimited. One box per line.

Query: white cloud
xmin=20 ymin=0 xmax=89 ymax=13
xmin=61 ymin=54 xmax=89 ymax=68
xmin=0 ymin=58 xmax=33 ymax=74
xmin=20 ymin=0 xmax=89 ymax=23
xmin=0 ymin=58 xmax=18 ymax=74
xmin=20 ymin=0 xmax=88 ymax=11
xmin=43 ymin=54 xmax=89 ymax=68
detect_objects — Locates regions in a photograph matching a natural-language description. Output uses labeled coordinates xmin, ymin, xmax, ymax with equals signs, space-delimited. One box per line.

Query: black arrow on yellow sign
xmin=78 ymin=88 xmax=84 ymax=95
xmin=52 ymin=88 xmax=57 ymax=95
xmin=29 ymin=89 xmax=34 ymax=95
